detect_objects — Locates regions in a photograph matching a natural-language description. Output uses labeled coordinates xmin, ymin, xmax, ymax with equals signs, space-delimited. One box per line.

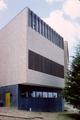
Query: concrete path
xmin=0 ymin=107 xmax=44 ymax=120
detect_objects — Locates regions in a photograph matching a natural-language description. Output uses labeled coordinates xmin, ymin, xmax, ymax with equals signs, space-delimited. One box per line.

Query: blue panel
xmin=18 ymin=97 xmax=64 ymax=112
xmin=18 ymin=85 xmax=64 ymax=112
xmin=0 ymin=85 xmax=64 ymax=112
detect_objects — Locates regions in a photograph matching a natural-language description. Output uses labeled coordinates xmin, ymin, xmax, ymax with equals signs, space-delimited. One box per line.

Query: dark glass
xmin=28 ymin=9 xmax=64 ymax=49
xmin=28 ymin=50 xmax=64 ymax=78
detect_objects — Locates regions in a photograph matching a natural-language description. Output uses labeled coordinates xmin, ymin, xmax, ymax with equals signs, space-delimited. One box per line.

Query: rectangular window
xmin=48 ymin=92 xmax=53 ymax=98
xmin=43 ymin=92 xmax=47 ymax=98
xmin=28 ymin=50 xmax=64 ymax=78
xmin=53 ymin=92 xmax=57 ymax=98
xmin=44 ymin=23 xmax=46 ymax=37
xmin=49 ymin=28 xmax=51 ymax=41
xmin=45 ymin=24 xmax=47 ymax=38
xmin=36 ymin=92 xmax=43 ymax=98
xmin=41 ymin=20 xmax=43 ymax=36
xmin=39 ymin=19 xmax=41 ymax=34
xmin=47 ymin=26 xmax=49 ymax=40
xmin=32 ymin=14 xmax=36 ymax=30
xmin=50 ymin=29 xmax=53 ymax=42
xmin=36 ymin=16 xmax=39 ymax=32
xmin=31 ymin=91 xmax=36 ymax=98
xmin=46 ymin=25 xmax=48 ymax=39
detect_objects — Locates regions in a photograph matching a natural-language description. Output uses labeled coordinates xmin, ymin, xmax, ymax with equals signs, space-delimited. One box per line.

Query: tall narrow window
xmin=41 ymin=20 xmax=44 ymax=36
xmin=50 ymin=29 xmax=53 ymax=42
xmin=44 ymin=23 xmax=46 ymax=37
xmin=39 ymin=19 xmax=41 ymax=34
xmin=36 ymin=16 xmax=39 ymax=32
xmin=32 ymin=14 xmax=36 ymax=30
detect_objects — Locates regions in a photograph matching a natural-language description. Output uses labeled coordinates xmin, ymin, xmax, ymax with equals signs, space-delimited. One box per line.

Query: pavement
xmin=0 ymin=107 xmax=74 ymax=120
xmin=0 ymin=107 xmax=44 ymax=120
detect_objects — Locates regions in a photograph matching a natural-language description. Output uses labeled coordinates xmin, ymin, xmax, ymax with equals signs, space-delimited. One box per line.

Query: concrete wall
xmin=0 ymin=7 xmax=64 ymax=89
xmin=27 ymin=26 xmax=64 ymax=88
xmin=0 ymin=8 xmax=28 ymax=86
xmin=27 ymin=27 xmax=64 ymax=66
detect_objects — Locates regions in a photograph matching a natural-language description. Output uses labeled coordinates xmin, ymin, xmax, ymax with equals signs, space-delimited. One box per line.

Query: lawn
xmin=41 ymin=112 xmax=80 ymax=120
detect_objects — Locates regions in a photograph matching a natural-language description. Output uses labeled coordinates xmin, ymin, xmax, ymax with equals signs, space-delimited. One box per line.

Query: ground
xmin=0 ymin=107 xmax=80 ymax=120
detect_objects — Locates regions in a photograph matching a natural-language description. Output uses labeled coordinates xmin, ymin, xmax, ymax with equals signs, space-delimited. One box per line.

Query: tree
xmin=64 ymin=42 xmax=80 ymax=109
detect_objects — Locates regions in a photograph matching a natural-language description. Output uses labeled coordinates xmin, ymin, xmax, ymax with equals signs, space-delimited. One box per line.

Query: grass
xmin=40 ymin=112 xmax=80 ymax=120
xmin=59 ymin=113 xmax=80 ymax=120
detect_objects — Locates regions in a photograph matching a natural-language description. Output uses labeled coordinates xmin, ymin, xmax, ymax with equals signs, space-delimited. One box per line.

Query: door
xmin=5 ymin=92 xmax=10 ymax=107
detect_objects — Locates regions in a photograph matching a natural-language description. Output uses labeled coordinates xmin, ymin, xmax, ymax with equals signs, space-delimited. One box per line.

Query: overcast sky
xmin=0 ymin=0 xmax=80 ymax=60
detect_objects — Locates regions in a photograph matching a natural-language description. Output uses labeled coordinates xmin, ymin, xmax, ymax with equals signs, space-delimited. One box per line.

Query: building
xmin=0 ymin=8 xmax=64 ymax=112
xmin=64 ymin=41 xmax=69 ymax=73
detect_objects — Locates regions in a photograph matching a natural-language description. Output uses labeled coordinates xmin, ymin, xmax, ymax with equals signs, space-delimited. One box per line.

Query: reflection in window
xmin=48 ymin=92 xmax=53 ymax=98
xmin=53 ymin=92 xmax=57 ymax=98
xmin=31 ymin=91 xmax=36 ymax=98
xmin=43 ymin=92 xmax=47 ymax=98
xmin=36 ymin=92 xmax=43 ymax=98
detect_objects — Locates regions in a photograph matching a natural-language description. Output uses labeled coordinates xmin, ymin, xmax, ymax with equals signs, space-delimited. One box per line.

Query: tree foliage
xmin=64 ymin=42 xmax=80 ymax=108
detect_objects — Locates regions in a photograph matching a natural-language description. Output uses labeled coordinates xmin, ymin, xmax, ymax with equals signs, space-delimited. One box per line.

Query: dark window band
xmin=28 ymin=50 xmax=64 ymax=78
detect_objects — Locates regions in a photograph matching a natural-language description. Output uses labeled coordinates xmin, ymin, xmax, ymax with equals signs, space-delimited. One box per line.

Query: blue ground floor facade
xmin=0 ymin=84 xmax=64 ymax=112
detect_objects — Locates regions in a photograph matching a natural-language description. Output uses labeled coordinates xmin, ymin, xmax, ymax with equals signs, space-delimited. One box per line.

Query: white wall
xmin=27 ymin=69 xmax=64 ymax=88
xmin=27 ymin=27 xmax=64 ymax=88
xmin=0 ymin=7 xmax=64 ymax=89
xmin=0 ymin=8 xmax=28 ymax=86
xmin=27 ymin=27 xmax=64 ymax=66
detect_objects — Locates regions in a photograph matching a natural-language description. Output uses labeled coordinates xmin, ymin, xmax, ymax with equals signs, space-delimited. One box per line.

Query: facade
xmin=0 ymin=8 xmax=64 ymax=111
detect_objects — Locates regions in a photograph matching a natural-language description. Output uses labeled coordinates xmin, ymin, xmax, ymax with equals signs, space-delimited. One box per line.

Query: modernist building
xmin=0 ymin=8 xmax=64 ymax=112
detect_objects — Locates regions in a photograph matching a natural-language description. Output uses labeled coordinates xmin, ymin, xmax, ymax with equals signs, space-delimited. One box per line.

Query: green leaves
xmin=64 ymin=42 xmax=80 ymax=108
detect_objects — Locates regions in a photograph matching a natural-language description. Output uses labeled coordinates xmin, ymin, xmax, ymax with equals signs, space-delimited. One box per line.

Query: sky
xmin=0 ymin=0 xmax=80 ymax=61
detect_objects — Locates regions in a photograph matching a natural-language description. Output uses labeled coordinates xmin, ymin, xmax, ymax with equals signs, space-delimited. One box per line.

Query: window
xmin=36 ymin=92 xmax=43 ymax=98
xmin=62 ymin=38 xmax=64 ymax=49
xmin=52 ymin=30 xmax=56 ymax=44
xmin=43 ymin=92 xmax=47 ymax=98
xmin=41 ymin=20 xmax=43 ymax=35
xmin=43 ymin=22 xmax=45 ymax=36
xmin=53 ymin=92 xmax=57 ymax=98
xmin=28 ymin=9 xmax=64 ymax=49
xmin=48 ymin=27 xmax=51 ymax=41
xmin=39 ymin=19 xmax=41 ymax=34
xmin=49 ymin=28 xmax=52 ymax=41
xmin=31 ymin=91 xmax=36 ymax=98
xmin=28 ymin=50 xmax=64 ymax=78
xmin=32 ymin=14 xmax=36 ymax=30
xmin=36 ymin=16 xmax=39 ymax=32
xmin=48 ymin=92 xmax=53 ymax=98
xmin=45 ymin=24 xmax=47 ymax=38
xmin=46 ymin=25 xmax=48 ymax=39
